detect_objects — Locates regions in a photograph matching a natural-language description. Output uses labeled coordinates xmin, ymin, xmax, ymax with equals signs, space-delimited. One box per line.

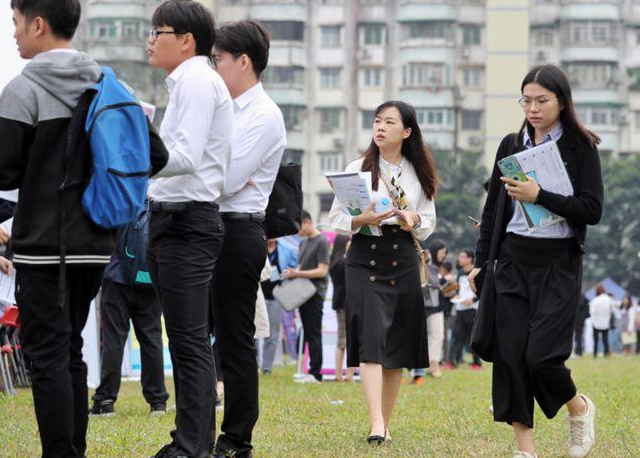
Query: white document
xmin=498 ymin=141 xmax=573 ymax=230
xmin=0 ymin=269 xmax=16 ymax=304
xmin=1 ymin=217 xmax=13 ymax=234
xmin=325 ymin=171 xmax=381 ymax=236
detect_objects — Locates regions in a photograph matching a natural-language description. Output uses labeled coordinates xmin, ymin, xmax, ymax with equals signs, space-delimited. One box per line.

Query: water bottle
xmin=375 ymin=197 xmax=392 ymax=214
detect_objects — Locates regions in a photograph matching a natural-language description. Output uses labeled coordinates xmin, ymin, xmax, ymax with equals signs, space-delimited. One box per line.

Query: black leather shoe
xmin=151 ymin=444 xmax=190 ymax=458
xmin=212 ymin=450 xmax=253 ymax=458
xmin=366 ymin=435 xmax=385 ymax=446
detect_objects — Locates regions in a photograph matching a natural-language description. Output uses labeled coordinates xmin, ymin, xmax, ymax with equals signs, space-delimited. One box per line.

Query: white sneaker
xmin=512 ymin=451 xmax=537 ymax=458
xmin=567 ymin=394 xmax=596 ymax=458
xmin=294 ymin=374 xmax=320 ymax=384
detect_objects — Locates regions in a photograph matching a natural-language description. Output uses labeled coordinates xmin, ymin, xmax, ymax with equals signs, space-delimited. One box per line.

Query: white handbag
xmin=272 ymin=278 xmax=317 ymax=312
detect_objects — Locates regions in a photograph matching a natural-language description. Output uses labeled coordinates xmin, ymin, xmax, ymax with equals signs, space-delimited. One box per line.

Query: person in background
xmin=589 ymin=284 xmax=613 ymax=358
xmin=329 ymin=234 xmax=355 ymax=382
xmin=619 ymin=295 xmax=636 ymax=357
xmin=440 ymin=260 xmax=457 ymax=368
xmin=573 ymin=295 xmax=590 ymax=357
xmin=633 ymin=299 xmax=640 ymax=355
xmin=281 ymin=210 xmax=330 ymax=383
xmin=258 ymin=238 xmax=297 ymax=374
xmin=329 ymin=100 xmax=437 ymax=445
xmin=450 ymin=249 xmax=482 ymax=370
xmin=607 ymin=293 xmax=623 ymax=355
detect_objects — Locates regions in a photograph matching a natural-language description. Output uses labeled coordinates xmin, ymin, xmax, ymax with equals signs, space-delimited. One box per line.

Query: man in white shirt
xmin=209 ymin=21 xmax=286 ymax=458
xmin=589 ymin=284 xmax=614 ymax=357
xmin=450 ymin=249 xmax=482 ymax=369
xmin=146 ymin=2 xmax=233 ymax=458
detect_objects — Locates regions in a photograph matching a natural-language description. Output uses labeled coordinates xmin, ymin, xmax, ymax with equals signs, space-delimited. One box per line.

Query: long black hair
xmin=361 ymin=100 xmax=439 ymax=200
xmin=520 ymin=65 xmax=600 ymax=147
xmin=329 ymin=234 xmax=350 ymax=269
xmin=428 ymin=240 xmax=447 ymax=267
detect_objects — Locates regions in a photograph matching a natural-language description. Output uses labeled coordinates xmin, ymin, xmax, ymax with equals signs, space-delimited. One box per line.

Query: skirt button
xmin=369 ymin=260 xmax=377 ymax=267
xmin=391 ymin=260 xmax=398 ymax=267
xmin=390 ymin=280 xmax=396 ymax=286
xmin=392 ymin=228 xmax=398 ymax=234
xmin=392 ymin=244 xmax=399 ymax=250
xmin=371 ymin=244 xmax=378 ymax=250
xmin=369 ymin=276 xmax=376 ymax=282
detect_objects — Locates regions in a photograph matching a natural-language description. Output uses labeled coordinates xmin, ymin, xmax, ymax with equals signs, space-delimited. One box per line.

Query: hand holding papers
xmin=0 ymin=267 xmax=16 ymax=304
xmin=0 ymin=218 xmax=11 ymax=245
xmin=498 ymin=141 xmax=573 ymax=231
xmin=326 ymin=172 xmax=392 ymax=236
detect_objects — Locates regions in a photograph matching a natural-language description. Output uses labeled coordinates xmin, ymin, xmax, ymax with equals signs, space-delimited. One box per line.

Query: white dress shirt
xmin=148 ymin=56 xmax=233 ymax=202
xmin=329 ymin=157 xmax=436 ymax=241
xmin=455 ymin=273 xmax=478 ymax=311
xmin=219 ymin=82 xmax=286 ymax=213
xmin=589 ymin=293 xmax=614 ymax=330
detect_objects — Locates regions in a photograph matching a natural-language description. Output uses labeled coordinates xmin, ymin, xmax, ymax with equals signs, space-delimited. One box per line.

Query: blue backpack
xmin=83 ymin=67 xmax=151 ymax=229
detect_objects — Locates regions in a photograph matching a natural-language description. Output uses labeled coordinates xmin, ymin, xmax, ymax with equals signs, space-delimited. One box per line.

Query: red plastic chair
xmin=0 ymin=305 xmax=19 ymax=328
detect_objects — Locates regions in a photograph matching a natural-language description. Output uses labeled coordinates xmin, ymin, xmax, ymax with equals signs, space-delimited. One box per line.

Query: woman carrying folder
xmin=329 ymin=100 xmax=437 ymax=445
xmin=468 ymin=65 xmax=603 ymax=458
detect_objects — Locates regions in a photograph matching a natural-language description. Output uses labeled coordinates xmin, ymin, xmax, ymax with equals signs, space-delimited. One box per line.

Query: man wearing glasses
xmin=146 ymin=1 xmax=233 ymax=457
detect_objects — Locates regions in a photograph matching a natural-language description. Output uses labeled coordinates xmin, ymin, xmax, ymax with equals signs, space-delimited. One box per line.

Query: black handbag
xmin=470 ymin=134 xmax=517 ymax=362
xmin=265 ymin=163 xmax=303 ymax=239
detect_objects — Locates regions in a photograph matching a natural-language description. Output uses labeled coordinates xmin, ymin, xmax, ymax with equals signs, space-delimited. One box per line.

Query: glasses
xmin=148 ymin=29 xmax=183 ymax=41
xmin=518 ymin=96 xmax=557 ymax=108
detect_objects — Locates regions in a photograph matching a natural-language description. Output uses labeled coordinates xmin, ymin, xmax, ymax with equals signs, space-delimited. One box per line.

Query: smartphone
xmin=468 ymin=216 xmax=480 ymax=225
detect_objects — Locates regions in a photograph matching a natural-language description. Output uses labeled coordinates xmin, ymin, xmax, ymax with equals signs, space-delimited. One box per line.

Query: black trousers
xmin=16 ymin=265 xmax=103 ymax=458
xmin=299 ymin=293 xmax=324 ymax=380
xmin=211 ymin=219 xmax=267 ymax=457
xmin=147 ymin=203 xmax=224 ymax=458
xmin=92 ymin=279 xmax=168 ymax=405
xmin=450 ymin=308 xmax=481 ymax=366
xmin=493 ymin=234 xmax=581 ymax=428
xmin=574 ymin=319 xmax=585 ymax=356
xmin=592 ymin=328 xmax=609 ymax=357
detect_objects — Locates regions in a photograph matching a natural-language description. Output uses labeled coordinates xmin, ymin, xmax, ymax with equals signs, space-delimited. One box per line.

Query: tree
xmin=583 ymin=154 xmax=640 ymax=296
xmin=430 ymin=149 xmax=488 ymax=256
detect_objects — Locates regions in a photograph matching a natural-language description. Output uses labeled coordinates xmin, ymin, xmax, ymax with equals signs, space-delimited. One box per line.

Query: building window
xmin=321 ymin=25 xmax=341 ymax=48
xmin=319 ymin=108 xmax=341 ymax=132
xmin=281 ymin=149 xmax=303 ymax=165
xmin=566 ymin=63 xmax=618 ymax=88
xmin=416 ymin=108 xmax=453 ymax=128
xmin=261 ymin=21 xmax=304 ymax=41
xmin=362 ymin=110 xmax=375 ymax=129
xmin=402 ymin=21 xmax=452 ymax=41
xmin=403 ymin=62 xmax=448 ymax=88
xmin=280 ymin=105 xmax=304 ymax=130
xmin=319 ymin=192 xmax=335 ymax=213
xmin=361 ymin=68 xmax=382 ymax=87
xmin=462 ymin=67 xmax=483 ymax=87
xmin=93 ymin=21 xmax=116 ymax=39
xmin=461 ymin=24 xmax=481 ymax=45
xmin=635 ymin=111 xmax=640 ymax=130
xmin=577 ymin=106 xmax=619 ymax=126
xmin=361 ymin=24 xmax=384 ymax=45
xmin=122 ymin=21 xmax=140 ymax=40
xmin=319 ymin=152 xmax=342 ymax=172
xmin=262 ymin=66 xmax=304 ymax=86
xmin=319 ymin=68 xmax=341 ymax=89
xmin=461 ymin=110 xmax=482 ymax=130
xmin=534 ymin=29 xmax=554 ymax=46
xmin=566 ymin=21 xmax=617 ymax=45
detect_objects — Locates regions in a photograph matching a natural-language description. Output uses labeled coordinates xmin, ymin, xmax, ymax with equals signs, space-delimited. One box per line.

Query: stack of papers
xmin=325 ymin=171 xmax=381 ymax=236
xmin=498 ymin=141 xmax=573 ymax=231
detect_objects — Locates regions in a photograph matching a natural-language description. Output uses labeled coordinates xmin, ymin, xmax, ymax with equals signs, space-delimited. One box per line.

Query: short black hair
xmin=460 ymin=249 xmax=475 ymax=262
xmin=10 ymin=0 xmax=81 ymax=40
xmin=441 ymin=261 xmax=453 ymax=273
xmin=301 ymin=210 xmax=312 ymax=222
xmin=215 ymin=20 xmax=270 ymax=77
xmin=152 ymin=0 xmax=216 ymax=57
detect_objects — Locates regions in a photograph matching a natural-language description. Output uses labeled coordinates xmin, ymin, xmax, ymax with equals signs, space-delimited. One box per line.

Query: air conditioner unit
xmin=333 ymin=138 xmax=344 ymax=148
xmin=536 ymin=51 xmax=547 ymax=62
xmin=358 ymin=48 xmax=372 ymax=62
xmin=460 ymin=49 xmax=470 ymax=60
xmin=468 ymin=136 xmax=483 ymax=147
xmin=618 ymin=114 xmax=628 ymax=125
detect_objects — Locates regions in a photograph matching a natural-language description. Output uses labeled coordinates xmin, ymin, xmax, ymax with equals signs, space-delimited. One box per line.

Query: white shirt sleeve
xmin=411 ymin=190 xmax=437 ymax=241
xmin=155 ymin=73 xmax=217 ymax=178
xmin=328 ymin=160 xmax=363 ymax=234
xmin=223 ymin=111 xmax=284 ymax=198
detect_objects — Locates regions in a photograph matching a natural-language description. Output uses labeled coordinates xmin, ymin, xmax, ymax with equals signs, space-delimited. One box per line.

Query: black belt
xmin=220 ymin=212 xmax=265 ymax=222
xmin=150 ymin=201 xmax=217 ymax=213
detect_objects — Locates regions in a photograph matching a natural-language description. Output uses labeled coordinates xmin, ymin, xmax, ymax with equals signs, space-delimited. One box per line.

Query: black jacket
xmin=0 ymin=51 xmax=168 ymax=266
xmin=475 ymin=130 xmax=604 ymax=267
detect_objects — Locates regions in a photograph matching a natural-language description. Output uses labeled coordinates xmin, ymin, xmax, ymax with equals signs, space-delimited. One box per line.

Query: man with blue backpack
xmin=89 ymin=206 xmax=170 ymax=417
xmin=0 ymin=1 xmax=168 ymax=457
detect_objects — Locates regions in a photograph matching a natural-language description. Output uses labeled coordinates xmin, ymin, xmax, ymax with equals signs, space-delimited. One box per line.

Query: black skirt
xmin=345 ymin=225 xmax=429 ymax=369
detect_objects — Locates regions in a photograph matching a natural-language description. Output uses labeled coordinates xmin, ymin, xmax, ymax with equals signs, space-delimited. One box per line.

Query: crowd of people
xmin=0 ymin=1 xmax=634 ymax=458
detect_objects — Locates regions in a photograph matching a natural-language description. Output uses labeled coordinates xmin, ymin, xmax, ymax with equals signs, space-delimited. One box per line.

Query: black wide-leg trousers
xmin=492 ymin=233 xmax=581 ymax=428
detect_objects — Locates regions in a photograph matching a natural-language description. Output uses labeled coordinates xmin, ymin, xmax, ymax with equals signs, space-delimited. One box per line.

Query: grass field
xmin=1 ymin=355 xmax=638 ymax=458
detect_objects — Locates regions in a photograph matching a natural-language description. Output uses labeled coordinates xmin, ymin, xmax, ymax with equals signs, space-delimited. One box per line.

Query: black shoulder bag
xmin=470 ymin=133 xmax=517 ymax=362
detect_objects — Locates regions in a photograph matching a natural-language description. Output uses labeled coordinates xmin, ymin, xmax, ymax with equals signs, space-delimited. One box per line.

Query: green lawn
xmin=1 ymin=356 xmax=638 ymax=458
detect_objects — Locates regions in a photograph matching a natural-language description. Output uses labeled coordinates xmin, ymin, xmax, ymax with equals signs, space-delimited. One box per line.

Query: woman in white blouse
xmin=329 ymin=100 xmax=438 ymax=445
